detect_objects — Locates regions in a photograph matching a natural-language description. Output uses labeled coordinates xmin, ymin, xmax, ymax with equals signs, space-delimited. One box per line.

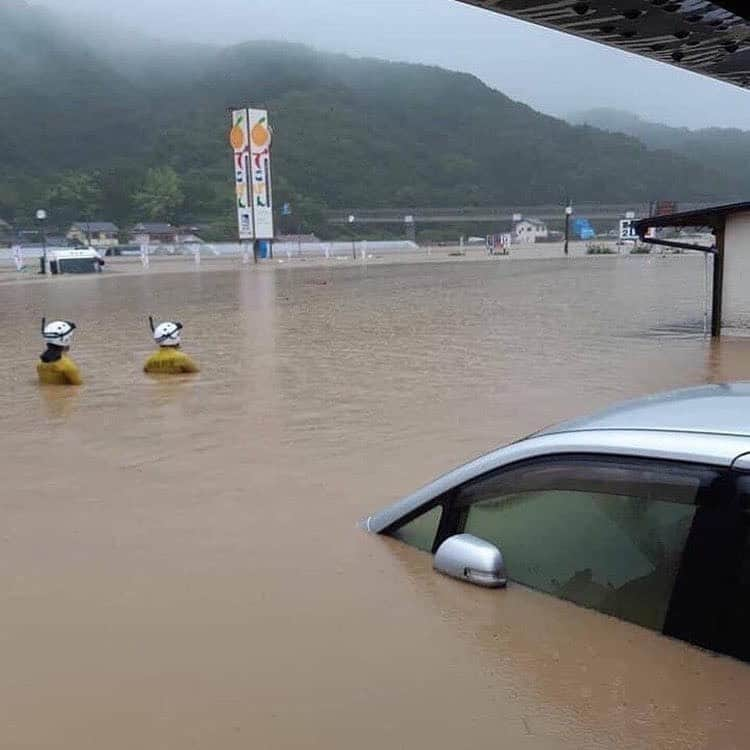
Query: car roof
xmin=539 ymin=383 xmax=750 ymax=438
xmin=364 ymin=384 xmax=750 ymax=534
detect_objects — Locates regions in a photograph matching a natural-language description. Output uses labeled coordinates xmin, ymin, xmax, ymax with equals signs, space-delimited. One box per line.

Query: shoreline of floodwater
xmin=0 ymin=243 xmax=700 ymax=285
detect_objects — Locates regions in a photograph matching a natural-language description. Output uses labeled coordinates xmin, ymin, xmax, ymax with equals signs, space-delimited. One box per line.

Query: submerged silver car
xmin=364 ymin=383 xmax=750 ymax=663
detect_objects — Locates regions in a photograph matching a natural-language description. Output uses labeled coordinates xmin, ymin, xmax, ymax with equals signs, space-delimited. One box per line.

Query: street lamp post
xmin=348 ymin=214 xmax=356 ymax=259
xmin=36 ymin=209 xmax=48 ymax=274
xmin=564 ymin=203 xmax=573 ymax=256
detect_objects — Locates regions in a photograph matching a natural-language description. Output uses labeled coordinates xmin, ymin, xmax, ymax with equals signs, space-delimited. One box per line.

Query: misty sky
xmin=39 ymin=0 xmax=750 ymax=130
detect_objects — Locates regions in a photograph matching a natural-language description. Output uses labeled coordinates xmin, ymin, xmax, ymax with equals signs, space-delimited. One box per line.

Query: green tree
xmin=0 ymin=183 xmax=21 ymax=222
xmin=294 ymin=195 xmax=327 ymax=237
xmin=132 ymin=167 xmax=184 ymax=222
xmin=98 ymin=166 xmax=144 ymax=226
xmin=181 ymin=172 xmax=223 ymax=221
xmin=45 ymin=171 xmax=102 ymax=226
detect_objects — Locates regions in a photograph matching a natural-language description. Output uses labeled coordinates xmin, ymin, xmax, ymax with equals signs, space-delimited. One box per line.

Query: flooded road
xmin=1 ymin=254 xmax=749 ymax=749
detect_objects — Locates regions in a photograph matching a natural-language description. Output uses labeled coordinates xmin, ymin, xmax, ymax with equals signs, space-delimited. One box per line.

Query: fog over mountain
xmin=35 ymin=0 xmax=750 ymax=130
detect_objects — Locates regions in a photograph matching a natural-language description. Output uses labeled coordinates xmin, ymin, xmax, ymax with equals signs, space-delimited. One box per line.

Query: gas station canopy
xmin=458 ymin=1 xmax=750 ymax=89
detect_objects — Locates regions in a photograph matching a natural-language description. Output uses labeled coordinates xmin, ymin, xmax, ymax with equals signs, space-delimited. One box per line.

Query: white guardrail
xmin=0 ymin=240 xmax=421 ymax=267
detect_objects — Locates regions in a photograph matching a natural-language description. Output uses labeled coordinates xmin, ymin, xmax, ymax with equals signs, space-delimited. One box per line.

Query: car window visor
xmin=458 ymin=458 xmax=719 ymax=508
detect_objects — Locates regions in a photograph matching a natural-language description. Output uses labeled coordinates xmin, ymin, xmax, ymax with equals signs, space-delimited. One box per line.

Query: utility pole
xmin=564 ymin=201 xmax=573 ymax=256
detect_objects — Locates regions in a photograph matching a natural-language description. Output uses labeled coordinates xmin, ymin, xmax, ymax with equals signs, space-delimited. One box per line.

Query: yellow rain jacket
xmin=37 ymin=355 xmax=83 ymax=385
xmin=144 ymin=347 xmax=199 ymax=375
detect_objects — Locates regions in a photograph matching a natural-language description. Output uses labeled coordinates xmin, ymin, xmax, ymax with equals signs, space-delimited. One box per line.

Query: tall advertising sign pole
xmin=230 ymin=107 xmax=274 ymax=263
xmin=230 ymin=109 xmax=255 ymax=263
xmin=248 ymin=108 xmax=274 ymax=257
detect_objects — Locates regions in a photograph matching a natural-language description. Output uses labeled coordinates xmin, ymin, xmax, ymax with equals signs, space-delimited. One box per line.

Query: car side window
xmin=390 ymin=505 xmax=443 ymax=553
xmin=456 ymin=456 xmax=718 ymax=632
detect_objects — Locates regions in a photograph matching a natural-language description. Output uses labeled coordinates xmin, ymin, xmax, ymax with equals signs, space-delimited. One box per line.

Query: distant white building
xmin=513 ymin=218 xmax=548 ymax=244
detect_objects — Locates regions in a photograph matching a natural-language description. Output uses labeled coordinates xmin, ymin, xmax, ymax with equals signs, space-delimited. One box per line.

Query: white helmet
xmin=150 ymin=318 xmax=183 ymax=347
xmin=41 ymin=318 xmax=76 ymax=348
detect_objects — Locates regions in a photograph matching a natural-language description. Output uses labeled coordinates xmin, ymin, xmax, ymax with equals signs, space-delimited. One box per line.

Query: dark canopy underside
xmin=459 ymin=1 xmax=750 ymax=89
xmin=635 ymin=200 xmax=750 ymax=231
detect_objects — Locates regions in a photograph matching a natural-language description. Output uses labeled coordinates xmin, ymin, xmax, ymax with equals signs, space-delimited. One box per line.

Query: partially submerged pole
xmin=36 ymin=209 xmax=48 ymax=274
xmin=704 ymin=253 xmax=709 ymax=337
xmin=564 ymin=203 xmax=572 ymax=256
xmin=140 ymin=243 xmax=150 ymax=269
xmin=711 ymin=223 xmax=725 ymax=338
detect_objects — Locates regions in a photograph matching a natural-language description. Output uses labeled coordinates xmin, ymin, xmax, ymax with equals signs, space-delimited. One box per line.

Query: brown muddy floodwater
xmin=2 ymin=254 xmax=750 ymax=749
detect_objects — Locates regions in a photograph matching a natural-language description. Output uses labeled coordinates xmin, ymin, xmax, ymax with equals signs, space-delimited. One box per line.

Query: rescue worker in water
xmin=143 ymin=317 xmax=199 ymax=374
xmin=37 ymin=319 xmax=83 ymax=385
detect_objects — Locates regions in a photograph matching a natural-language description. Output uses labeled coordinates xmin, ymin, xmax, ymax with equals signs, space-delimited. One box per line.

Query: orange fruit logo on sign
xmin=251 ymin=118 xmax=271 ymax=149
xmin=230 ymin=123 xmax=245 ymax=150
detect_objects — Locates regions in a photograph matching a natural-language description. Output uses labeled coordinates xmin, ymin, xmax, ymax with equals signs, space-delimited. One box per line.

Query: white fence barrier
xmin=207 ymin=240 xmax=420 ymax=258
xmin=0 ymin=240 xmax=423 ymax=269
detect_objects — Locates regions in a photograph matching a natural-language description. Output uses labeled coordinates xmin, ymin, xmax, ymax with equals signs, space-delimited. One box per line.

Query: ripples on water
xmin=1 ymin=255 xmax=749 ymax=749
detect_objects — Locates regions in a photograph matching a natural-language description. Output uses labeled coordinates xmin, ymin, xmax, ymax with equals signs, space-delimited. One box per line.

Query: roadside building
xmin=132 ymin=222 xmax=178 ymax=245
xmin=636 ymin=201 xmax=750 ymax=338
xmin=513 ymin=218 xmax=548 ymax=244
xmin=176 ymin=225 xmax=205 ymax=244
xmin=132 ymin=223 xmax=204 ymax=246
xmin=67 ymin=221 xmax=119 ymax=249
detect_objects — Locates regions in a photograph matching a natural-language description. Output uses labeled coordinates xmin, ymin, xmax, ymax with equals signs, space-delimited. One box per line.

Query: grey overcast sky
xmin=38 ymin=0 xmax=750 ymax=129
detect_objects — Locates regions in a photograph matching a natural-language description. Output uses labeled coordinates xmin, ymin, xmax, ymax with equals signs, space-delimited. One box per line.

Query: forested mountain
xmin=570 ymin=108 xmax=750 ymax=196
xmin=0 ymin=1 xmax=743 ymax=238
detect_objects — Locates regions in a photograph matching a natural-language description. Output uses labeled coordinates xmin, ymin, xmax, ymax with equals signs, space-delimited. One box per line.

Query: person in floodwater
xmin=144 ymin=318 xmax=199 ymax=375
xmin=37 ymin=319 xmax=83 ymax=385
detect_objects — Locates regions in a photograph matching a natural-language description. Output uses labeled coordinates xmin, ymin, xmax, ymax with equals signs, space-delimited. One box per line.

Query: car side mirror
xmin=434 ymin=534 xmax=507 ymax=588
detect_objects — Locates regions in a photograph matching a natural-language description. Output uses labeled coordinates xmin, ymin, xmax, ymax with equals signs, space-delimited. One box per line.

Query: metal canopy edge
xmin=458 ymin=1 xmax=750 ymax=90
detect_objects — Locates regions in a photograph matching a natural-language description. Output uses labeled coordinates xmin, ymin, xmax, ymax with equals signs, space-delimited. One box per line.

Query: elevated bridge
xmin=326 ymin=203 xmax=714 ymax=227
